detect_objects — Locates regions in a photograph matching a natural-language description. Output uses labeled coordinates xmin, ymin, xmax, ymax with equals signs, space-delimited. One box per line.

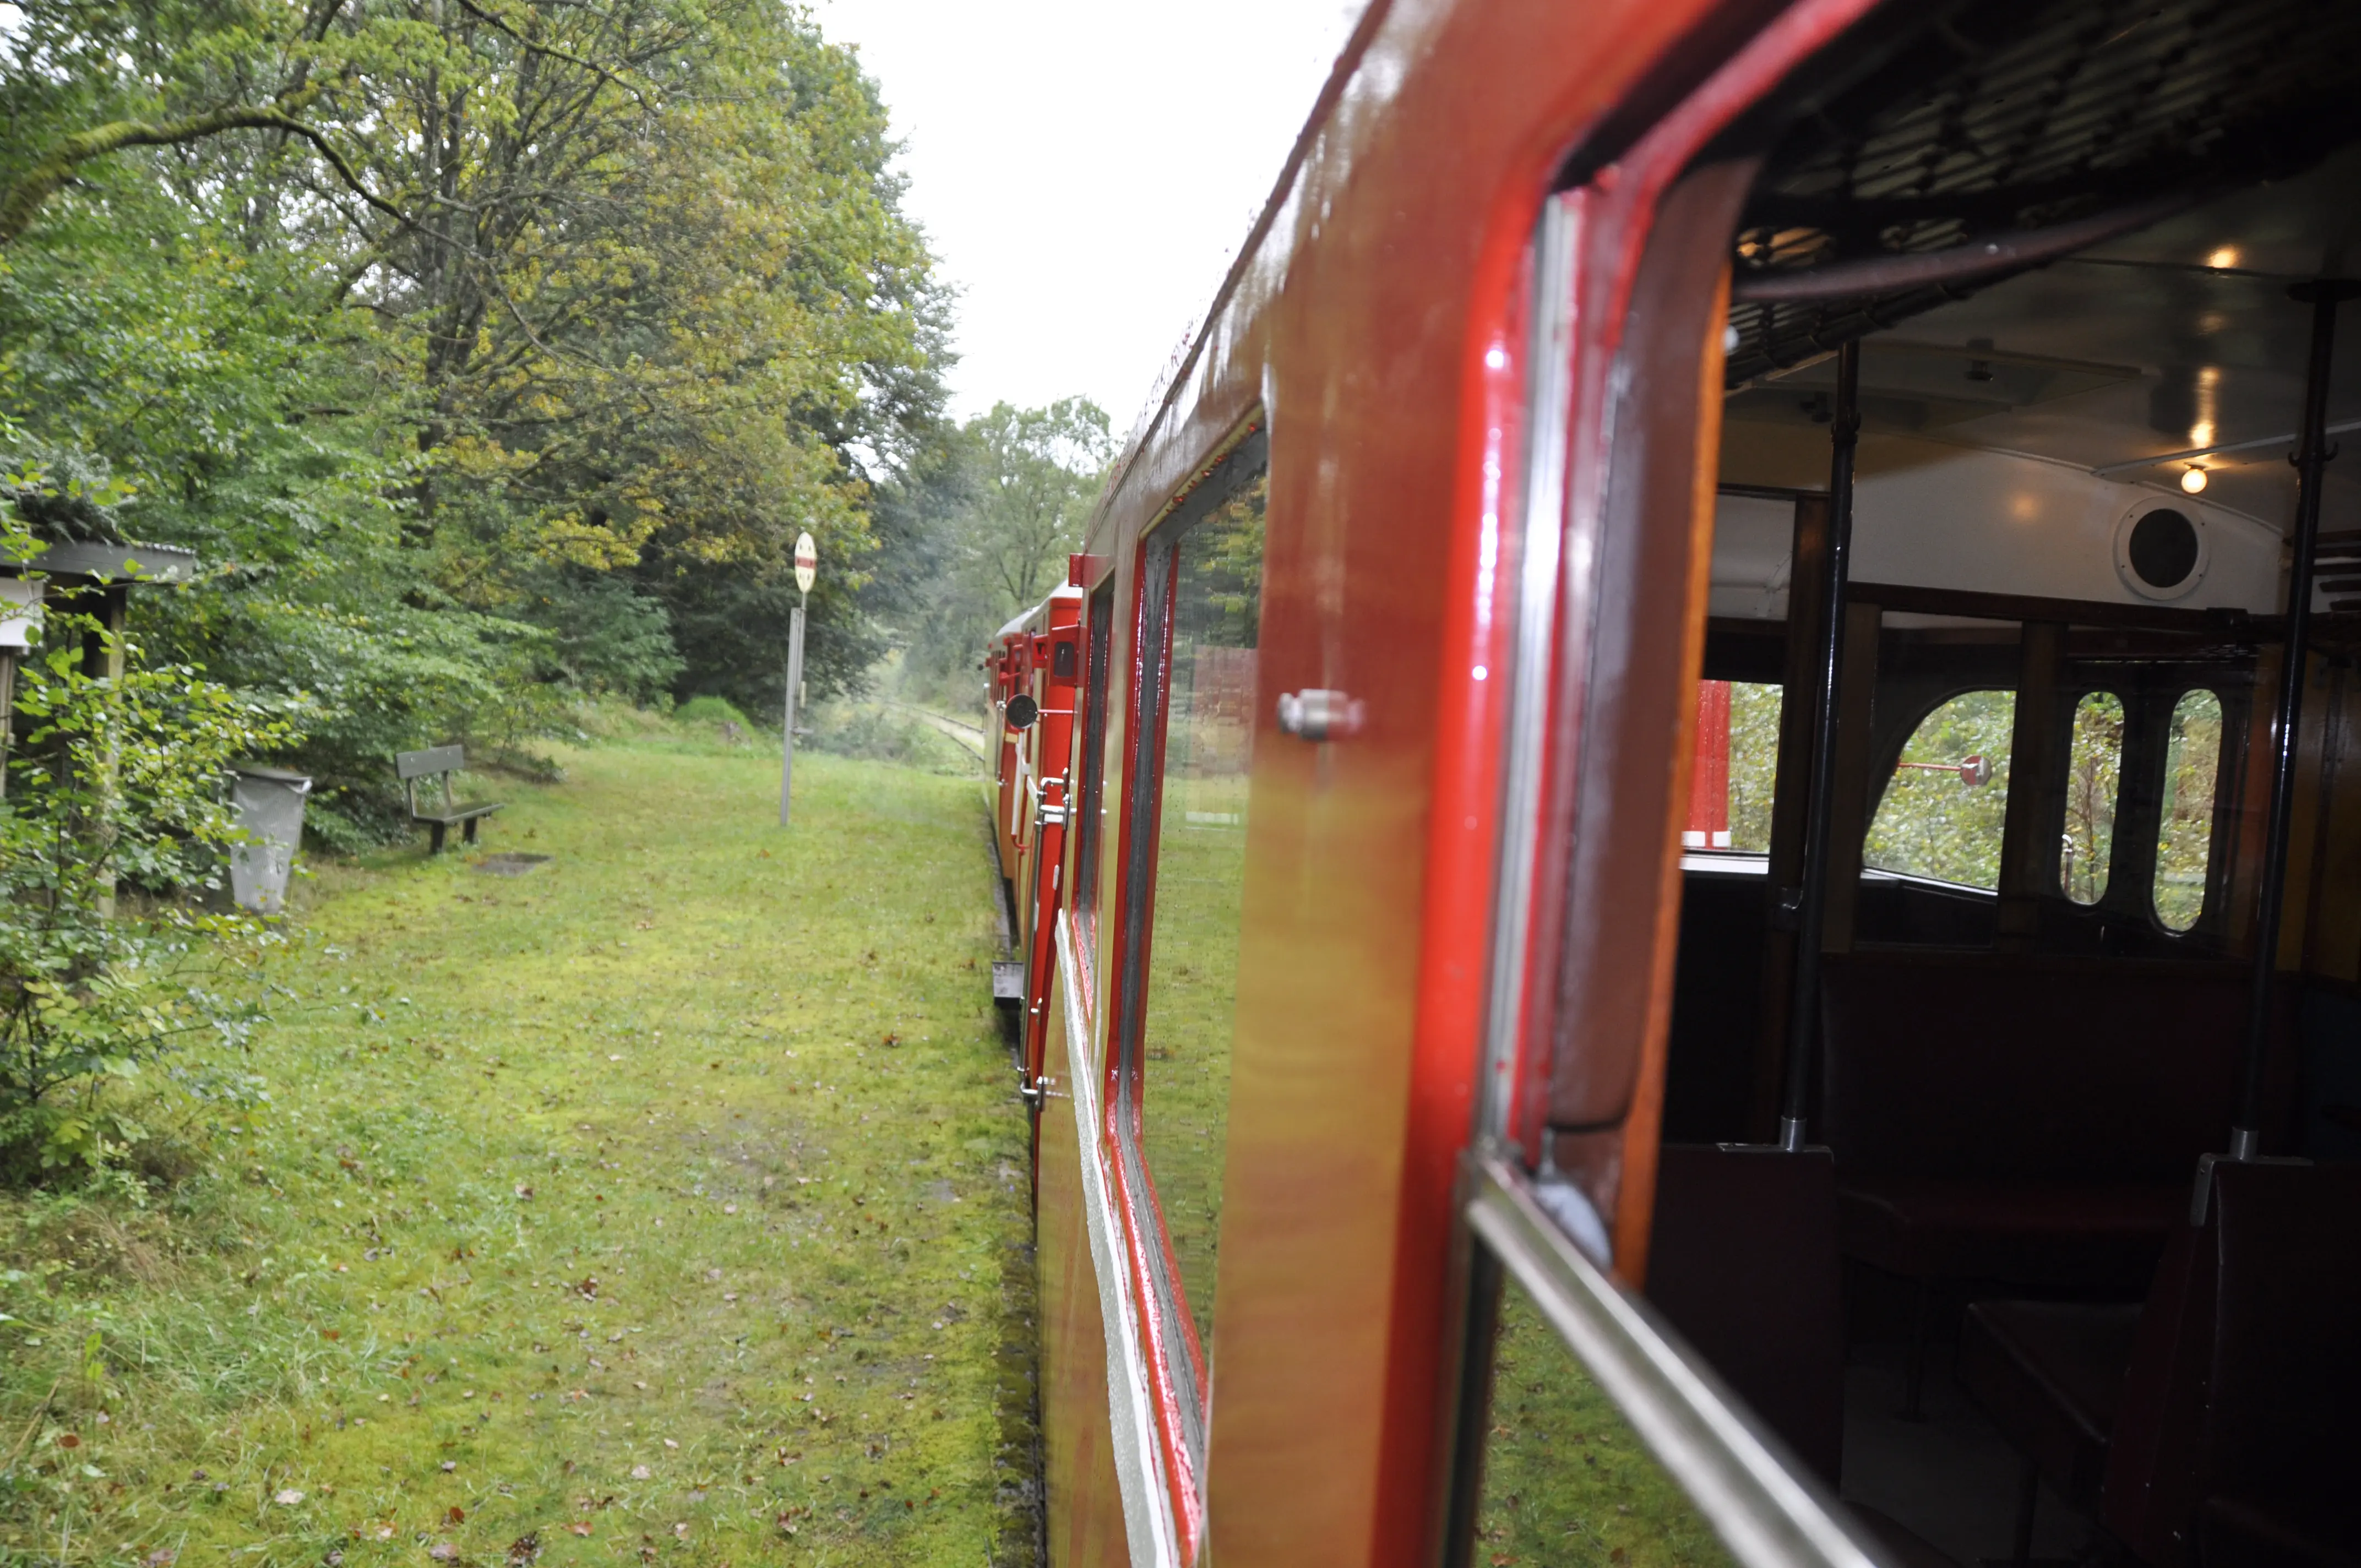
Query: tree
xmin=886 ymin=398 xmax=1113 ymax=705
xmin=0 ymin=0 xmax=951 ymax=821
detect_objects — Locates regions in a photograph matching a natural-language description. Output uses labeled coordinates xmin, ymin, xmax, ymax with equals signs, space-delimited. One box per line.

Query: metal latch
xmin=1277 ymin=688 xmax=1364 ymax=742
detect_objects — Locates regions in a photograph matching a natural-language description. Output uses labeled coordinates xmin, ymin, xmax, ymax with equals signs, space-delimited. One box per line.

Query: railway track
xmin=891 ymin=701 xmax=991 ymax=761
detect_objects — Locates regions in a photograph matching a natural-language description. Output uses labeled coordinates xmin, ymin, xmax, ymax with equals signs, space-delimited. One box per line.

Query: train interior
xmin=1634 ymin=5 xmax=2361 ymax=1564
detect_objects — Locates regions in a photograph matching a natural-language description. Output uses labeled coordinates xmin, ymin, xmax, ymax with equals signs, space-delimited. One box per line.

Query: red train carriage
xmin=989 ymin=0 xmax=2361 ymax=1564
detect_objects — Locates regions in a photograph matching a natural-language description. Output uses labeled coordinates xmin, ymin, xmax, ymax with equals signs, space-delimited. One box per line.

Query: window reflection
xmin=2061 ymin=691 xmax=2125 ymax=905
xmin=1473 ymin=1272 xmax=1732 ymax=1566
xmin=2155 ymin=688 xmax=2224 ymax=932
xmin=1864 ymin=690 xmax=2015 ymax=890
xmin=1137 ymin=474 xmax=1263 ymax=1360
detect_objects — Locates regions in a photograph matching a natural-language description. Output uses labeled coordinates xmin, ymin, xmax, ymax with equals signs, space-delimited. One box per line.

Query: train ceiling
xmin=1723 ymin=0 xmax=2361 ymax=389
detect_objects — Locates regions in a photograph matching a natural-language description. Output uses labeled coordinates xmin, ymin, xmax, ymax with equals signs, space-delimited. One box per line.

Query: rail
xmin=887 ymin=701 xmax=991 ymax=763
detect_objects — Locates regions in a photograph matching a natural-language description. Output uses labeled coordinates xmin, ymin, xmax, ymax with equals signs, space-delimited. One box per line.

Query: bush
xmin=674 ymin=695 xmax=758 ymax=734
xmin=0 ymin=595 xmax=292 ymax=1191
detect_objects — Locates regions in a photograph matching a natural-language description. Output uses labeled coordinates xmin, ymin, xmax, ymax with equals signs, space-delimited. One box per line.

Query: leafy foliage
xmin=0 ymin=0 xmax=950 ymax=826
xmin=0 ymin=600 xmax=291 ymax=1188
xmin=1863 ymin=689 xmax=2016 ymax=890
xmin=882 ymin=399 xmax=1114 ymax=706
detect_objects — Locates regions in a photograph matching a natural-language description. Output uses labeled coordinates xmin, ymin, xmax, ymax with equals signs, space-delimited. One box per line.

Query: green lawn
xmin=0 ymin=738 xmax=1040 ymax=1568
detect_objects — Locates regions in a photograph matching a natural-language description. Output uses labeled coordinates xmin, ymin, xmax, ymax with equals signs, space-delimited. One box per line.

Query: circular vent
xmin=2115 ymin=500 xmax=2209 ymax=601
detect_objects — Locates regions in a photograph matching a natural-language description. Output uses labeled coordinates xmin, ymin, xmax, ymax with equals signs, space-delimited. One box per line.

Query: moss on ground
xmin=0 ymin=738 xmax=1039 ymax=1568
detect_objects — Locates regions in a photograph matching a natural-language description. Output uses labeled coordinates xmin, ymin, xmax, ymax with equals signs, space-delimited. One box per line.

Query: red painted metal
xmin=1022 ymin=590 xmax=1086 ymax=1091
xmin=997 ymin=1 xmax=1899 ymax=1564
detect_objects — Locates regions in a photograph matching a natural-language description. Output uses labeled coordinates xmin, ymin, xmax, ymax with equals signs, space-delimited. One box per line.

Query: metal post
xmin=1779 ymin=340 xmax=1862 ymax=1151
xmin=779 ymin=596 xmax=806 ymax=827
xmin=2231 ymin=279 xmax=2358 ymax=1157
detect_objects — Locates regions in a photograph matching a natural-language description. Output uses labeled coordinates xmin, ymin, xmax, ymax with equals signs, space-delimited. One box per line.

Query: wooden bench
xmin=397 ymin=745 xmax=503 ymax=853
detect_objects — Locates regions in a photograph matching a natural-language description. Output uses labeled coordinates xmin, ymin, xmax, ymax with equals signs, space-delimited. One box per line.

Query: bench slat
xmin=397 ymin=744 xmax=465 ymax=780
xmin=411 ymin=804 xmax=504 ymax=825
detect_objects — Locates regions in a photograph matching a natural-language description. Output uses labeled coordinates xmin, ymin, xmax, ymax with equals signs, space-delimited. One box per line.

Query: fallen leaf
xmin=274 ymin=1489 xmax=305 ymax=1506
xmin=662 ymin=1439 xmax=678 ymax=1450
xmin=440 ymin=1461 xmax=458 ymax=1473
xmin=428 ymin=1543 xmax=456 ymax=1562
xmin=514 ymin=1185 xmax=533 ymax=1199
xmin=629 ymin=1465 xmax=651 ymax=1480
xmin=448 ymin=1506 xmax=465 ymax=1524
xmin=505 ymin=1532 xmax=540 ymax=1566
xmin=373 ymin=1527 xmax=395 ymax=1542
xmin=567 ymin=1525 xmax=592 ymax=1538
xmin=56 ymin=1435 xmax=80 ymax=1450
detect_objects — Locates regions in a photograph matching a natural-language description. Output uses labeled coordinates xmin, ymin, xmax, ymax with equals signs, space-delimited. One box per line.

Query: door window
xmin=2061 ymin=692 xmax=2125 ymax=905
xmin=2155 ymin=688 xmax=2224 ymax=932
xmin=1864 ymin=691 xmax=2015 ymax=889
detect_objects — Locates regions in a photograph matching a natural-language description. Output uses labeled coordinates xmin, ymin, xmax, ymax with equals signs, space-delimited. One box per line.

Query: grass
xmin=0 ymin=733 xmax=1040 ymax=1568
xmin=1475 ymin=1284 xmax=1729 ymax=1567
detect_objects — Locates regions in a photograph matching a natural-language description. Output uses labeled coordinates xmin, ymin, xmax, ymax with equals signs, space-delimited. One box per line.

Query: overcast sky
xmin=809 ymin=0 xmax=1364 ymax=428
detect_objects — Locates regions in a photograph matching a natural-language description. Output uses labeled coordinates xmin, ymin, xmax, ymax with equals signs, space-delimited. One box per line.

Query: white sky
xmin=810 ymin=0 xmax=1365 ymax=427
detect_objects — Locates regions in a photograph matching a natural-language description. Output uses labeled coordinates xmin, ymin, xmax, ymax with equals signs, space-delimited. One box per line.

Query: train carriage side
xmin=1016 ymin=1 xmax=2361 ymax=1566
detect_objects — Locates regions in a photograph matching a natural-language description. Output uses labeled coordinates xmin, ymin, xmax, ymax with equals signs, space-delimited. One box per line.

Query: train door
xmin=1444 ymin=3 xmax=2361 ymax=1567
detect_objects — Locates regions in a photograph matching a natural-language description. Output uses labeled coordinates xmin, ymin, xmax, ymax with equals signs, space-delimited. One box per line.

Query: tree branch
xmin=0 ymin=104 xmax=404 ymax=247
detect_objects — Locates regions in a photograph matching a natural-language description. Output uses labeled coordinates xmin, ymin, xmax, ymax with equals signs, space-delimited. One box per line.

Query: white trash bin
xmin=229 ymin=766 xmax=312 ymax=914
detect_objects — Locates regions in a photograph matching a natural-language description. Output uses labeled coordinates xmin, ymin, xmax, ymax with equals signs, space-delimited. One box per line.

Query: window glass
xmin=2155 ymin=688 xmax=2224 ymax=932
xmin=1070 ymin=582 xmax=1114 ymax=949
xmin=1136 ymin=473 xmax=1263 ymax=1358
xmin=2061 ymin=692 xmax=2125 ymax=905
xmin=1863 ymin=690 xmax=2015 ymax=890
xmin=1472 ymin=1271 xmax=1732 ymax=1567
xmin=1685 ymin=681 xmax=1782 ymax=853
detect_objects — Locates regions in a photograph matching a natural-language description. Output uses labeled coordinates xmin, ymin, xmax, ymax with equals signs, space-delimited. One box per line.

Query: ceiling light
xmin=2182 ymin=466 xmax=2209 ymax=495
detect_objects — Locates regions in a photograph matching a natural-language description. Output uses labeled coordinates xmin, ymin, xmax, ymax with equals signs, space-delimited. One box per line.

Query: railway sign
xmin=794 ymin=532 xmax=817 ymax=596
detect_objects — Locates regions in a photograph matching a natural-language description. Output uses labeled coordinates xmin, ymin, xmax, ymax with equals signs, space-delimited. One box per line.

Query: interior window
xmin=2060 ymin=692 xmax=2125 ymax=906
xmin=1684 ymin=679 xmax=1781 ymax=852
xmin=1136 ymin=472 xmax=1263 ymax=1357
xmin=2155 ymin=688 xmax=2224 ymax=933
xmin=1863 ymin=690 xmax=2015 ymax=890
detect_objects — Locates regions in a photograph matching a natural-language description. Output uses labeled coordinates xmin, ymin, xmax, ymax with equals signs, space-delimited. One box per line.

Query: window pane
xmin=1863 ymin=690 xmax=2015 ymax=890
xmin=2155 ymin=688 xmax=2224 ymax=933
xmin=1071 ymin=583 xmax=1114 ymax=945
xmin=1138 ymin=474 xmax=1264 ymax=1356
xmin=2061 ymin=692 xmax=2125 ymax=905
xmin=1685 ymin=681 xmax=1782 ymax=853
xmin=1473 ymin=1270 xmax=1733 ymax=1567
xmin=1729 ymin=682 xmax=1782 ymax=853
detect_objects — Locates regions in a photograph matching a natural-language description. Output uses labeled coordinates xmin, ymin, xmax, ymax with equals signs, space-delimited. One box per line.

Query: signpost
xmin=781 ymin=531 xmax=817 ymax=826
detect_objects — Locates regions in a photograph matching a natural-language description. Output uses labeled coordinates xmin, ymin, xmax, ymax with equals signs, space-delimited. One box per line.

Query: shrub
xmin=0 ymin=598 xmax=293 ymax=1191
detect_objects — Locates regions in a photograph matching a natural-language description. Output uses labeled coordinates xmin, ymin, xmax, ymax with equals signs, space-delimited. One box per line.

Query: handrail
xmin=1465 ymin=1152 xmax=1884 ymax=1568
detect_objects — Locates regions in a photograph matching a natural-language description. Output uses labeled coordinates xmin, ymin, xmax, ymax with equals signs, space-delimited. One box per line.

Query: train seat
xmin=1645 ymin=1143 xmax=1845 ymax=1484
xmin=1817 ymin=955 xmax=2280 ymax=1294
xmin=1958 ymin=1298 xmax=2141 ymax=1509
xmin=2102 ymin=1162 xmax=2361 ymax=1567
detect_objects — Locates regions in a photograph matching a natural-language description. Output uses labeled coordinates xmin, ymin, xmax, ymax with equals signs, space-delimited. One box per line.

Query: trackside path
xmin=0 ymin=741 xmax=1037 ymax=1568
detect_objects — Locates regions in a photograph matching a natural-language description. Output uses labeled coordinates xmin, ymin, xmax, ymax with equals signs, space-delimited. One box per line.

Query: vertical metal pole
xmin=1780 ymin=340 xmax=1862 ymax=1151
xmin=2231 ymin=279 xmax=2357 ymax=1156
xmin=780 ymin=597 xmax=806 ymax=827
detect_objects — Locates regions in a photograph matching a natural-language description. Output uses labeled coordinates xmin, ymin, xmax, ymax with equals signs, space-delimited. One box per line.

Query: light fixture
xmin=2181 ymin=465 xmax=2210 ymax=495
